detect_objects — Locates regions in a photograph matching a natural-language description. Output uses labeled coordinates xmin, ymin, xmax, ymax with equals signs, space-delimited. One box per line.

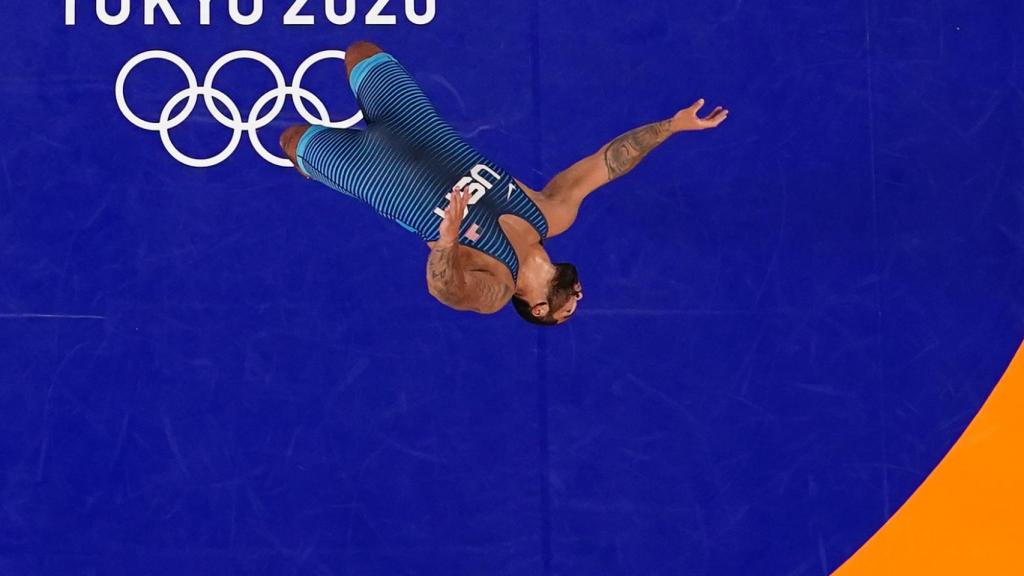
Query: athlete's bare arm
xmin=540 ymin=98 xmax=729 ymax=236
xmin=426 ymin=186 xmax=514 ymax=314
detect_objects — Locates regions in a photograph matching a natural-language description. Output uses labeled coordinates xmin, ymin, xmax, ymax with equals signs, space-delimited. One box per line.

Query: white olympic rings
xmin=115 ymin=49 xmax=364 ymax=168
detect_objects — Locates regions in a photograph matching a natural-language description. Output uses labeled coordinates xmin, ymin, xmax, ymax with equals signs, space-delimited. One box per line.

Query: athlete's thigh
xmin=297 ymin=124 xmax=441 ymax=218
xmin=350 ymin=53 xmax=462 ymax=151
xmin=297 ymin=125 xmax=384 ymax=200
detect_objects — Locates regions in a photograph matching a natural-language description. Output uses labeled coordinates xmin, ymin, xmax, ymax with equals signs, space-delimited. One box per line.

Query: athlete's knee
xmin=345 ymin=40 xmax=383 ymax=79
xmin=280 ymin=124 xmax=310 ymax=165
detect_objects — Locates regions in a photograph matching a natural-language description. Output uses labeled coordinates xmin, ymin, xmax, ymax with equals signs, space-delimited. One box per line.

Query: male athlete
xmin=280 ymin=41 xmax=728 ymax=325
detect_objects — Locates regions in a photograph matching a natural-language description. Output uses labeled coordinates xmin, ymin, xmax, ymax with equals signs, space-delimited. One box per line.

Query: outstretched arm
xmin=426 ymin=186 xmax=513 ymax=314
xmin=541 ymin=99 xmax=729 ymax=236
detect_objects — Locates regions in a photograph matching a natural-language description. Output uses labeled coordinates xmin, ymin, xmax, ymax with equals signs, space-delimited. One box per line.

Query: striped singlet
xmin=296 ymin=52 xmax=549 ymax=281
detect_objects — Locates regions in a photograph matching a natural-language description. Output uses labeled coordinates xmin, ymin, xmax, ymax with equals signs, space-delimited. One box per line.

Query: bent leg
xmin=344 ymin=44 xmax=462 ymax=159
xmin=281 ymin=121 xmax=451 ymax=237
xmin=280 ymin=123 xmax=365 ymax=187
xmin=279 ymin=41 xmax=381 ymax=176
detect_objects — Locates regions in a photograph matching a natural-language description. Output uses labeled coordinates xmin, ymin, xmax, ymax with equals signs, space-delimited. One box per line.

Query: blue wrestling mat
xmin=1 ymin=1 xmax=1021 ymax=574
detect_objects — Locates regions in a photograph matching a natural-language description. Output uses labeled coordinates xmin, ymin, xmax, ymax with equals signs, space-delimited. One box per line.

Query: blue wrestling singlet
xmin=296 ymin=52 xmax=549 ymax=281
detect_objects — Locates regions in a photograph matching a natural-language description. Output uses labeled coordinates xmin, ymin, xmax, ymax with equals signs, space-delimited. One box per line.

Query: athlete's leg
xmin=343 ymin=41 xmax=464 ymax=160
xmin=283 ymin=121 xmax=429 ymax=216
xmin=280 ymin=122 xmax=373 ymax=189
xmin=278 ymin=41 xmax=382 ymax=176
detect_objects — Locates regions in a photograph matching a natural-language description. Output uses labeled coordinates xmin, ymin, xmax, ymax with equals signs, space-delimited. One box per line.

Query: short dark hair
xmin=510 ymin=262 xmax=579 ymax=326
xmin=511 ymin=295 xmax=559 ymax=326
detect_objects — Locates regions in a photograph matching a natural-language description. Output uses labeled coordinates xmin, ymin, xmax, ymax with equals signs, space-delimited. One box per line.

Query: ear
xmin=531 ymin=302 xmax=550 ymax=318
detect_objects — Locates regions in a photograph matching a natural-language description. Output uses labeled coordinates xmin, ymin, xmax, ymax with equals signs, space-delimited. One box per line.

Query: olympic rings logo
xmin=115 ymin=50 xmax=363 ymax=168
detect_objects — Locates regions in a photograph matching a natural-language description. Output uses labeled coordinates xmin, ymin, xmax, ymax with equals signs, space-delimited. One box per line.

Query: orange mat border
xmin=833 ymin=340 xmax=1024 ymax=575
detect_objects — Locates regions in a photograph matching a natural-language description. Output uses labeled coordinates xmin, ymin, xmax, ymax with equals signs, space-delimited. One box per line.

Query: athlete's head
xmin=512 ymin=262 xmax=583 ymax=326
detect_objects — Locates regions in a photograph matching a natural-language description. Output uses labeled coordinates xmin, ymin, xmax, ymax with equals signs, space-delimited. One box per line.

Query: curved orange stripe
xmin=833 ymin=340 xmax=1024 ymax=575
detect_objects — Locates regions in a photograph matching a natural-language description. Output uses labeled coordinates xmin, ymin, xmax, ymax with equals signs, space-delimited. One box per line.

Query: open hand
xmin=437 ymin=185 xmax=470 ymax=246
xmin=671 ymin=98 xmax=729 ymax=132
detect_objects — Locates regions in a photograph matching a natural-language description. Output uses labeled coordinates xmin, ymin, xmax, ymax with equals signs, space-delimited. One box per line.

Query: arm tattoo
xmin=603 ymin=119 xmax=673 ymax=180
xmin=427 ymin=243 xmax=459 ymax=300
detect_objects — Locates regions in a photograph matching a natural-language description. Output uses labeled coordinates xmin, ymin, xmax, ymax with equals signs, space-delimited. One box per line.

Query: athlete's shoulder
xmin=435 ymin=268 xmax=514 ymax=315
xmin=457 ymin=254 xmax=515 ymax=315
xmin=426 ymin=243 xmax=514 ymax=314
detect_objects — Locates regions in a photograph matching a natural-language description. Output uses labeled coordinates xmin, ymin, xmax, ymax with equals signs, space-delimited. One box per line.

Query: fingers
xmin=697 ymin=105 xmax=729 ymax=128
xmin=709 ymin=108 xmax=729 ymax=126
xmin=454 ymin=185 xmax=469 ymax=211
xmin=445 ymin=185 xmax=469 ymax=220
xmin=702 ymin=106 xmax=723 ymax=120
xmin=445 ymin=185 xmax=460 ymax=215
xmin=439 ymin=185 xmax=469 ymax=240
xmin=685 ymin=99 xmax=730 ymax=129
